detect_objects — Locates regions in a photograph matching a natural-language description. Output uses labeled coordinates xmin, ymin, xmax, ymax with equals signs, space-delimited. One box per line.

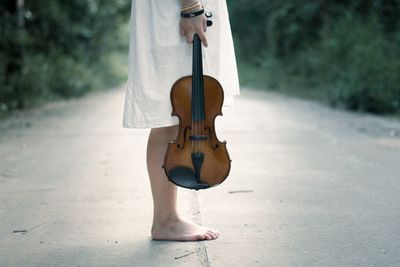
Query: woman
xmin=123 ymin=0 xmax=240 ymax=241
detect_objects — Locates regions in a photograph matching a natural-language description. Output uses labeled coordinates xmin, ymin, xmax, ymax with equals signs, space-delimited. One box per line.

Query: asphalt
xmin=1 ymin=88 xmax=400 ymax=266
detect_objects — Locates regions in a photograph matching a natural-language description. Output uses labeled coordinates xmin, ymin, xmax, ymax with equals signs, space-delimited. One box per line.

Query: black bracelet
xmin=181 ymin=8 xmax=205 ymax=18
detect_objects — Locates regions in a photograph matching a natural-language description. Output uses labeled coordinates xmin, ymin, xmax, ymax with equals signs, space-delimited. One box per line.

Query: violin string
xmin=197 ymin=35 xmax=201 ymax=153
xmin=197 ymin=35 xmax=200 ymax=154
xmin=194 ymin=45 xmax=197 ymax=153
xmin=200 ymin=39 xmax=203 ymax=153
xmin=198 ymin=39 xmax=200 ymax=153
xmin=195 ymin=37 xmax=199 ymax=154
xmin=201 ymin=40 xmax=205 ymax=153
xmin=200 ymin=41 xmax=204 ymax=153
xmin=193 ymin=36 xmax=197 ymax=154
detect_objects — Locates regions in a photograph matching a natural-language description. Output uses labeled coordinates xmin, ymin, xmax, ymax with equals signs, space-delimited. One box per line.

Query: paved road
xmin=1 ymin=88 xmax=400 ymax=266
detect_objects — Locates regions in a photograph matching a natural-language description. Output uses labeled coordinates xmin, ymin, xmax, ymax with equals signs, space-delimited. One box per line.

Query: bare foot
xmin=151 ymin=216 xmax=219 ymax=241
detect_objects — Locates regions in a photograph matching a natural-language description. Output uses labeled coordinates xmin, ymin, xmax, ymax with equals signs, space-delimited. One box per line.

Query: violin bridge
xmin=189 ymin=135 xmax=208 ymax=141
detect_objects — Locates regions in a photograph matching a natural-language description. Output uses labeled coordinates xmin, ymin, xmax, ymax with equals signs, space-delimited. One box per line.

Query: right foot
xmin=151 ymin=216 xmax=219 ymax=241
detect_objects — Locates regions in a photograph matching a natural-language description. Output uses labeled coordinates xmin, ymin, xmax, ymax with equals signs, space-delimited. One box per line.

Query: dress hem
xmin=122 ymin=118 xmax=179 ymax=129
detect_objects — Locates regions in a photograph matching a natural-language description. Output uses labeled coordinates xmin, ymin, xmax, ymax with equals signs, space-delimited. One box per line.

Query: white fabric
xmin=123 ymin=0 xmax=240 ymax=129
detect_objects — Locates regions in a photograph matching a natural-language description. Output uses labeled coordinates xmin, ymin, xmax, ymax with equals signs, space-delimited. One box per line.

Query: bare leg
xmin=147 ymin=125 xmax=219 ymax=241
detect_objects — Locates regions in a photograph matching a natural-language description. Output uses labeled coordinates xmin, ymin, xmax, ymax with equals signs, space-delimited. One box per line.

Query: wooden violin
xmin=163 ymin=33 xmax=231 ymax=190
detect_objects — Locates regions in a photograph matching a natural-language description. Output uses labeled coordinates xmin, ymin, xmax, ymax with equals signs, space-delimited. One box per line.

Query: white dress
xmin=123 ymin=0 xmax=240 ymax=129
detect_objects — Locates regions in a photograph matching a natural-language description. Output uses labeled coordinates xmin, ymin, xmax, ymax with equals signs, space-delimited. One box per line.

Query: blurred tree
xmin=0 ymin=0 xmax=130 ymax=113
xmin=2 ymin=0 xmax=24 ymax=108
xmin=228 ymin=0 xmax=400 ymax=113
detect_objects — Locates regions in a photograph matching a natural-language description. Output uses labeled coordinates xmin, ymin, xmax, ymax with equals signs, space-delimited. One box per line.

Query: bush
xmin=229 ymin=1 xmax=400 ymax=114
xmin=0 ymin=1 xmax=130 ymax=116
xmin=285 ymin=15 xmax=400 ymax=113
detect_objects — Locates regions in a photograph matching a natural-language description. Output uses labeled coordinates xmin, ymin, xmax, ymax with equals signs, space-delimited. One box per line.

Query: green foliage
xmin=301 ymin=15 xmax=400 ymax=113
xmin=0 ymin=0 xmax=130 ymax=114
xmin=229 ymin=0 xmax=400 ymax=114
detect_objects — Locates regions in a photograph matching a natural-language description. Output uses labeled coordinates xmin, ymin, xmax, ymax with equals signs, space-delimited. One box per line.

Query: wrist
xmin=181 ymin=1 xmax=202 ymax=14
xmin=180 ymin=2 xmax=204 ymax=18
xmin=181 ymin=8 xmax=204 ymax=18
xmin=182 ymin=6 xmax=202 ymax=14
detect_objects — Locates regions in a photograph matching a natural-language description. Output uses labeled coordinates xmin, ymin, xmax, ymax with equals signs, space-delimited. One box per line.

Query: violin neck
xmin=192 ymin=34 xmax=205 ymax=122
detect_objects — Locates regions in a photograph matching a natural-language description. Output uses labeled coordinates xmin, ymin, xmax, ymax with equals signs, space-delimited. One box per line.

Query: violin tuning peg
xmin=205 ymin=11 xmax=212 ymax=27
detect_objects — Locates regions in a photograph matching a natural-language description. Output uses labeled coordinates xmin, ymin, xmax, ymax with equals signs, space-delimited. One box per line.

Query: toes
xmin=190 ymin=231 xmax=218 ymax=241
xmin=206 ymin=230 xmax=218 ymax=240
xmin=212 ymin=229 xmax=220 ymax=235
xmin=206 ymin=228 xmax=219 ymax=238
xmin=192 ymin=234 xmax=207 ymax=241
xmin=204 ymin=233 xmax=213 ymax=240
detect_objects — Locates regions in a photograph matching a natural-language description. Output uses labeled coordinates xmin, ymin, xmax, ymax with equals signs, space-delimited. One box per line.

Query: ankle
xmin=152 ymin=212 xmax=180 ymax=226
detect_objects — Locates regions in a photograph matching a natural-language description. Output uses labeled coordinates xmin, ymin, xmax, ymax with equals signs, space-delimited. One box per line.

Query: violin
xmin=163 ymin=29 xmax=231 ymax=190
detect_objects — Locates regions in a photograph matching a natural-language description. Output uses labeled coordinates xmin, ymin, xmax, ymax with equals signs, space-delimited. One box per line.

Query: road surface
xmin=1 ymin=88 xmax=400 ymax=266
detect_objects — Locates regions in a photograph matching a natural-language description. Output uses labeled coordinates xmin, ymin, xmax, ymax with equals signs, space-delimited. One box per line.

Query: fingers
xmin=180 ymin=16 xmax=208 ymax=47
xmin=185 ymin=31 xmax=207 ymax=47
xmin=183 ymin=30 xmax=208 ymax=47
xmin=186 ymin=31 xmax=195 ymax=44
xmin=179 ymin=20 xmax=185 ymax=36
xmin=197 ymin=31 xmax=208 ymax=47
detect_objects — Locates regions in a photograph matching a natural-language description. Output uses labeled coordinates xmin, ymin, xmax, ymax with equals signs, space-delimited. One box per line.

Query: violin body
xmin=163 ymin=34 xmax=231 ymax=190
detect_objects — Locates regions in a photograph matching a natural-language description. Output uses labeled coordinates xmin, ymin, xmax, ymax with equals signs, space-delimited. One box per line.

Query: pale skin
xmin=148 ymin=2 xmax=218 ymax=241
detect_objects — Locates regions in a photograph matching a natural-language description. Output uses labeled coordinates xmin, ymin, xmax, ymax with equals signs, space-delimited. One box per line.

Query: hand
xmin=179 ymin=14 xmax=208 ymax=47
